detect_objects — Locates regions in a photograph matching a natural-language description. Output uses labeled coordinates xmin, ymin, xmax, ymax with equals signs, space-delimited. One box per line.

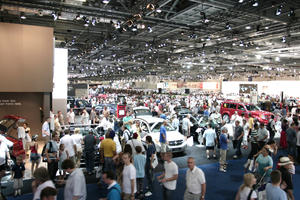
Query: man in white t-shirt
xmin=184 ymin=157 xmax=206 ymax=200
xmin=0 ymin=139 xmax=11 ymax=183
xmin=62 ymin=159 xmax=86 ymax=200
xmin=60 ymin=130 xmax=77 ymax=162
xmin=42 ymin=118 xmax=51 ymax=144
xmin=67 ymin=108 xmax=75 ymax=125
xmin=17 ymin=123 xmax=26 ymax=150
xmin=157 ymin=152 xmax=178 ymax=200
xmin=122 ymin=153 xmax=136 ymax=200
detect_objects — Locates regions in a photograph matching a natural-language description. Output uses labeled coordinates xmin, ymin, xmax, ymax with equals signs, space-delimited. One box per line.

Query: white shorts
xmin=160 ymin=142 xmax=167 ymax=153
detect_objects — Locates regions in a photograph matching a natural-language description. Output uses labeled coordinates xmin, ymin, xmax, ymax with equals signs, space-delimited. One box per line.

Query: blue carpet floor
xmin=8 ymin=157 xmax=300 ymax=200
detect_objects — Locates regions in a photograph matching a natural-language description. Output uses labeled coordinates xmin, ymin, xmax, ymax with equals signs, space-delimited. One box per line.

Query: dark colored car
xmin=68 ymin=98 xmax=92 ymax=115
xmin=178 ymin=114 xmax=202 ymax=144
xmin=174 ymin=106 xmax=193 ymax=115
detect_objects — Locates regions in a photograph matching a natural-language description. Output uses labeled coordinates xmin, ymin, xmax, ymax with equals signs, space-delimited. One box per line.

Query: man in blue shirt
xmin=160 ymin=120 xmax=167 ymax=157
xmin=219 ymin=127 xmax=229 ymax=172
xmin=266 ymin=170 xmax=287 ymax=200
xmin=101 ymin=170 xmax=121 ymax=200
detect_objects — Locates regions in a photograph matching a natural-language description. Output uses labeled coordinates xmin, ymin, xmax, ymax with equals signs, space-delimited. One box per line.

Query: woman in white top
xmin=71 ymin=129 xmax=83 ymax=167
xmin=235 ymin=173 xmax=257 ymax=200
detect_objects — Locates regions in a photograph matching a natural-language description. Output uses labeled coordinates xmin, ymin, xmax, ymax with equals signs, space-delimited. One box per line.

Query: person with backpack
xmin=44 ymin=133 xmax=59 ymax=181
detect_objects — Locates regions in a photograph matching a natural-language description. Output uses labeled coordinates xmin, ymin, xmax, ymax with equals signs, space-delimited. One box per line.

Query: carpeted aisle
xmin=7 ymin=157 xmax=300 ymax=200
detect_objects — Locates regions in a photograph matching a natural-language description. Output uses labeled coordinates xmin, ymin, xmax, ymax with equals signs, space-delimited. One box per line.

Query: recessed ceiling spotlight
xmin=276 ymin=5 xmax=283 ymax=16
xmin=225 ymin=22 xmax=232 ymax=30
xmin=238 ymin=0 xmax=244 ymax=3
xmin=20 ymin=12 xmax=26 ymax=19
xmin=52 ymin=12 xmax=58 ymax=20
xmin=156 ymin=8 xmax=162 ymax=13
xmin=282 ymin=36 xmax=286 ymax=43
xmin=252 ymin=1 xmax=258 ymax=7
xmin=91 ymin=18 xmax=96 ymax=26
xmin=75 ymin=14 xmax=81 ymax=20
xmin=275 ymin=57 xmax=280 ymax=62
xmin=288 ymin=8 xmax=295 ymax=17
xmin=245 ymin=26 xmax=251 ymax=30
xmin=148 ymin=26 xmax=153 ymax=33
xmin=265 ymin=26 xmax=269 ymax=30
xmin=102 ymin=0 xmax=110 ymax=4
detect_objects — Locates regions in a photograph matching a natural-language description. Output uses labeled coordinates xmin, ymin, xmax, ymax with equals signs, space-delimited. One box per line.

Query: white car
xmin=133 ymin=106 xmax=152 ymax=117
xmin=134 ymin=116 xmax=187 ymax=153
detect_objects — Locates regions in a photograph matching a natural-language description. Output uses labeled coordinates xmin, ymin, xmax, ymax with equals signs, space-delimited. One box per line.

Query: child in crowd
xmin=133 ymin=146 xmax=146 ymax=199
xmin=58 ymin=143 xmax=69 ymax=180
xmin=11 ymin=156 xmax=25 ymax=197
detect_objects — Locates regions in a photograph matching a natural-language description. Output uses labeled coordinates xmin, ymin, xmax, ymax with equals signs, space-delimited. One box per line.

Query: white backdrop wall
xmin=222 ymin=81 xmax=300 ymax=98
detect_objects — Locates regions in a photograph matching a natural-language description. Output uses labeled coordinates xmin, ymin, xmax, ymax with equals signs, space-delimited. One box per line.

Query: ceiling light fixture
xmin=238 ymin=0 xmax=244 ymax=3
xmin=20 ymin=12 xmax=26 ymax=19
xmin=276 ymin=5 xmax=283 ymax=16
xmin=52 ymin=12 xmax=58 ymax=20
xmin=245 ymin=26 xmax=251 ymax=30
xmin=282 ymin=36 xmax=286 ymax=43
xmin=146 ymin=3 xmax=155 ymax=11
xmin=91 ymin=18 xmax=96 ymax=26
xmin=275 ymin=57 xmax=280 ymax=62
xmin=75 ymin=14 xmax=81 ymax=20
xmin=252 ymin=1 xmax=258 ymax=7
xmin=156 ymin=9 xmax=162 ymax=13
xmin=288 ymin=8 xmax=295 ymax=17
xmin=148 ymin=26 xmax=153 ymax=33
xmin=102 ymin=0 xmax=110 ymax=4
xmin=225 ymin=22 xmax=232 ymax=30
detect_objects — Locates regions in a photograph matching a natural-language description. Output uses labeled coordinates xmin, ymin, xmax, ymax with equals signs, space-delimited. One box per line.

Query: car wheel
xmin=223 ymin=114 xmax=230 ymax=123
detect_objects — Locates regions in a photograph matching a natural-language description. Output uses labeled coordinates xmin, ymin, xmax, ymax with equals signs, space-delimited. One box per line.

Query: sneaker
xmin=145 ymin=191 xmax=152 ymax=197
xmin=233 ymin=155 xmax=238 ymax=159
xmin=219 ymin=168 xmax=226 ymax=173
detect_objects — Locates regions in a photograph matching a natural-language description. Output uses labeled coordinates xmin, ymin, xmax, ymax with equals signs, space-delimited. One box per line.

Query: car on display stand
xmin=67 ymin=97 xmax=92 ymax=115
xmin=220 ymin=101 xmax=274 ymax=125
xmin=133 ymin=116 xmax=187 ymax=154
xmin=95 ymin=104 xmax=117 ymax=116
xmin=0 ymin=115 xmax=25 ymax=162
xmin=133 ymin=106 xmax=152 ymax=117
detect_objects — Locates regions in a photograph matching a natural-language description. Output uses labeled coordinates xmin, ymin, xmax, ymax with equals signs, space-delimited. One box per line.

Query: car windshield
xmin=151 ymin=122 xmax=176 ymax=132
xmin=0 ymin=118 xmax=16 ymax=129
xmin=245 ymin=104 xmax=260 ymax=111
xmin=134 ymin=109 xmax=152 ymax=116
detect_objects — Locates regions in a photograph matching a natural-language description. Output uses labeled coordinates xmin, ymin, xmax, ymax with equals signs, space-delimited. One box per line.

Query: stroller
xmin=252 ymin=171 xmax=268 ymax=200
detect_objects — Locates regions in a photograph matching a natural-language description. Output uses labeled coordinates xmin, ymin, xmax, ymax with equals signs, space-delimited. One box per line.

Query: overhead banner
xmin=166 ymin=81 xmax=220 ymax=90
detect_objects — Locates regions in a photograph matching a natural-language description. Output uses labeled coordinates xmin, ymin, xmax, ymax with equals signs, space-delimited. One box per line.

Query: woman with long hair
xmin=29 ymin=135 xmax=41 ymax=176
xmin=235 ymin=173 xmax=257 ymax=200
xmin=280 ymin=119 xmax=288 ymax=149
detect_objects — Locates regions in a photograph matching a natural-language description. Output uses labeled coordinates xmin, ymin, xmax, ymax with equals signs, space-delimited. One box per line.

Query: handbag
xmin=151 ymin=154 xmax=158 ymax=169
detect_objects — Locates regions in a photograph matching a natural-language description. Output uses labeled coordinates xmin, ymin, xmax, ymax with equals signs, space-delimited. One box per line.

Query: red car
xmin=0 ymin=115 xmax=26 ymax=161
xmin=220 ymin=101 xmax=274 ymax=125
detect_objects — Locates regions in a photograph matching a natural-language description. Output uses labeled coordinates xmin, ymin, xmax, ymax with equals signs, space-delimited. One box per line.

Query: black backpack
xmin=41 ymin=141 xmax=53 ymax=162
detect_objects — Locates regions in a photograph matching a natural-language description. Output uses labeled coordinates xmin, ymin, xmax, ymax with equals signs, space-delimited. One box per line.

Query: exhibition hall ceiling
xmin=1 ymin=0 xmax=300 ymax=81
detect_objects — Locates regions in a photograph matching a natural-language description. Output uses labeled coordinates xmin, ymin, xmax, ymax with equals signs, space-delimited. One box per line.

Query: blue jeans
xmin=235 ymin=140 xmax=242 ymax=156
xmin=162 ymin=186 xmax=173 ymax=200
xmin=145 ymin=161 xmax=154 ymax=192
xmin=104 ymin=157 xmax=115 ymax=172
xmin=85 ymin=150 xmax=95 ymax=173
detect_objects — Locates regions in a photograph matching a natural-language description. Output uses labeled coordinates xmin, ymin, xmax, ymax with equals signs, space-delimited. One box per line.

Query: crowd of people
xmin=0 ymin=91 xmax=299 ymax=200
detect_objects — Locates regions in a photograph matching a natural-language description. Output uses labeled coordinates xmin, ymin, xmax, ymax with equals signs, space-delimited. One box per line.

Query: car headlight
xmin=260 ymin=114 xmax=266 ymax=120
